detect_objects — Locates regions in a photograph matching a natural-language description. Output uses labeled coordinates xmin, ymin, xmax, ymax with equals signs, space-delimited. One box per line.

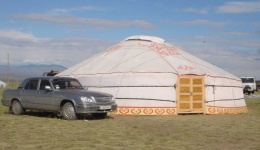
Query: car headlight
xmin=81 ymin=96 xmax=96 ymax=103
xmin=111 ymin=97 xmax=115 ymax=102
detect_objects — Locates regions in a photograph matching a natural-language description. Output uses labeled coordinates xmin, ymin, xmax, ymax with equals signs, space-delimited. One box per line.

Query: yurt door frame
xmin=177 ymin=75 xmax=205 ymax=114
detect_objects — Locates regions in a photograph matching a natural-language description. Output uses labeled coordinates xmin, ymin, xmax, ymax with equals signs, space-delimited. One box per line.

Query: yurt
xmin=58 ymin=35 xmax=247 ymax=115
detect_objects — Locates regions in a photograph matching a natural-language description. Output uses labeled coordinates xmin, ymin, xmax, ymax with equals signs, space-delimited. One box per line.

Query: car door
xmin=20 ymin=79 xmax=40 ymax=109
xmin=37 ymin=79 xmax=62 ymax=111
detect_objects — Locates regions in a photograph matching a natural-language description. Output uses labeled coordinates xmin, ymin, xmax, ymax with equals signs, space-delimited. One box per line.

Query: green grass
xmin=0 ymin=90 xmax=260 ymax=149
xmin=254 ymin=91 xmax=260 ymax=95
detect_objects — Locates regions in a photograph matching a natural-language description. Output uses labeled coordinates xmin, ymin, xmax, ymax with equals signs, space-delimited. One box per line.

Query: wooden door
xmin=177 ymin=75 xmax=205 ymax=114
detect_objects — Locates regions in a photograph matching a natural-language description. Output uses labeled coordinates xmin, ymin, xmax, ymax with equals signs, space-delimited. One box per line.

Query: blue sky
xmin=0 ymin=0 xmax=260 ymax=79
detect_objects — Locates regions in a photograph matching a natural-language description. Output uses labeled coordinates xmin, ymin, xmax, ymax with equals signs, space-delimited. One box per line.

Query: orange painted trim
xmin=113 ymin=107 xmax=177 ymax=115
xmin=118 ymin=106 xmax=177 ymax=108
xmin=113 ymin=106 xmax=248 ymax=115
xmin=206 ymin=106 xmax=248 ymax=114
xmin=206 ymin=105 xmax=247 ymax=109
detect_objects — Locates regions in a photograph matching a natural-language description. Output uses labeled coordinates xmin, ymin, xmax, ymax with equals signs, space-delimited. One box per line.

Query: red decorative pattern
xmin=138 ymin=42 xmax=180 ymax=55
xmin=119 ymin=108 xmax=130 ymax=114
xmin=114 ymin=107 xmax=177 ymax=115
xmin=143 ymin=109 xmax=153 ymax=115
xmin=155 ymin=109 xmax=165 ymax=115
xmin=166 ymin=109 xmax=175 ymax=115
xmin=113 ymin=106 xmax=247 ymax=115
xmin=131 ymin=109 xmax=142 ymax=115
xmin=206 ymin=106 xmax=248 ymax=115
xmin=177 ymin=65 xmax=196 ymax=71
xmin=106 ymin=45 xmax=122 ymax=53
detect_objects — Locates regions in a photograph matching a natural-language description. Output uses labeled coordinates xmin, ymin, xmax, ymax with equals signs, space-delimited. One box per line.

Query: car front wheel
xmin=11 ymin=100 xmax=25 ymax=115
xmin=61 ymin=102 xmax=78 ymax=120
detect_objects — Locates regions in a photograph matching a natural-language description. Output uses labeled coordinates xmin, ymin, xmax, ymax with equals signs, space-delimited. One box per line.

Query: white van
xmin=240 ymin=77 xmax=256 ymax=94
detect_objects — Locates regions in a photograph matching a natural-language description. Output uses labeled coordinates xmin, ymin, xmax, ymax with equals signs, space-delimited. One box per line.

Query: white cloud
xmin=258 ymin=49 xmax=260 ymax=54
xmin=186 ymin=36 xmax=260 ymax=49
xmin=1 ymin=29 xmax=260 ymax=79
xmin=218 ymin=30 xmax=260 ymax=36
xmin=168 ymin=36 xmax=260 ymax=79
xmin=0 ymin=30 xmax=40 ymax=42
xmin=49 ymin=6 xmax=105 ymax=14
xmin=13 ymin=13 xmax=156 ymax=29
xmin=216 ymin=1 xmax=260 ymax=13
xmin=252 ymin=22 xmax=260 ymax=26
xmin=182 ymin=8 xmax=208 ymax=14
xmin=0 ymin=30 xmax=117 ymax=67
xmin=171 ymin=20 xmax=229 ymax=26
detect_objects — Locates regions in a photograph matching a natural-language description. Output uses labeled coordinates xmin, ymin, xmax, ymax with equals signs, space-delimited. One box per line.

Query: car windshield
xmin=241 ymin=78 xmax=254 ymax=83
xmin=51 ymin=78 xmax=83 ymax=90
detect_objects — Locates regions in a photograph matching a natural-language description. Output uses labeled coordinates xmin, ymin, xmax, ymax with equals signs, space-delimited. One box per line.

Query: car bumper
xmin=75 ymin=103 xmax=117 ymax=114
xmin=243 ymin=87 xmax=253 ymax=92
xmin=1 ymin=99 xmax=10 ymax=107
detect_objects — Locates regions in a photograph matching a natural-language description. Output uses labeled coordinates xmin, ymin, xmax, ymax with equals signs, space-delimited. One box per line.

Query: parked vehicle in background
xmin=256 ymin=85 xmax=260 ymax=91
xmin=240 ymin=77 xmax=256 ymax=95
xmin=1 ymin=77 xmax=117 ymax=120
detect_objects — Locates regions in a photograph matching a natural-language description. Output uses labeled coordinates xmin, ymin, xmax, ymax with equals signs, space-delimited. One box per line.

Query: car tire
xmin=91 ymin=113 xmax=107 ymax=119
xmin=11 ymin=100 xmax=25 ymax=115
xmin=61 ymin=102 xmax=78 ymax=120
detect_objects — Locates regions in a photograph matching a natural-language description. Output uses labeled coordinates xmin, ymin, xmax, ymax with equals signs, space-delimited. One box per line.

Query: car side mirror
xmin=44 ymin=86 xmax=53 ymax=91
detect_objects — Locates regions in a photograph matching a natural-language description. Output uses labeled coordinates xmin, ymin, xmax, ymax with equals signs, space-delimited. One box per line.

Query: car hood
xmin=57 ymin=89 xmax=112 ymax=97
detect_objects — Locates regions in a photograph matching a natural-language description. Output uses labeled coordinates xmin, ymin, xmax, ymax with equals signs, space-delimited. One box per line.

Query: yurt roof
xmin=59 ymin=35 xmax=239 ymax=80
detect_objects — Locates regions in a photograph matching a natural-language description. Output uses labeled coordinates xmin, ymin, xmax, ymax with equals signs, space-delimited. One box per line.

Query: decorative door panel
xmin=177 ymin=75 xmax=205 ymax=113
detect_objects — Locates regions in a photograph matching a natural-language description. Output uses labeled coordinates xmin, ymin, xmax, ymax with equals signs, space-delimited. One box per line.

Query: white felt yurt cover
xmin=58 ymin=35 xmax=247 ymax=115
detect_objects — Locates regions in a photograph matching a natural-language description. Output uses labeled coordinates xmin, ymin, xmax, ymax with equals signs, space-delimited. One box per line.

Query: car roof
xmin=19 ymin=76 xmax=78 ymax=88
xmin=25 ymin=76 xmax=76 ymax=80
xmin=24 ymin=76 xmax=75 ymax=82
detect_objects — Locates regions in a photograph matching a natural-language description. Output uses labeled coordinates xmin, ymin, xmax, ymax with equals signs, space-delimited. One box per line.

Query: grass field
xmin=0 ymin=88 xmax=260 ymax=150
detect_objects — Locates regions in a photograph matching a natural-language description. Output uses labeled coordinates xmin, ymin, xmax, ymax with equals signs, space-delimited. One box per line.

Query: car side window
xmin=40 ymin=80 xmax=51 ymax=90
xmin=24 ymin=80 xmax=39 ymax=90
xmin=53 ymin=81 xmax=66 ymax=90
xmin=69 ymin=80 xmax=82 ymax=89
